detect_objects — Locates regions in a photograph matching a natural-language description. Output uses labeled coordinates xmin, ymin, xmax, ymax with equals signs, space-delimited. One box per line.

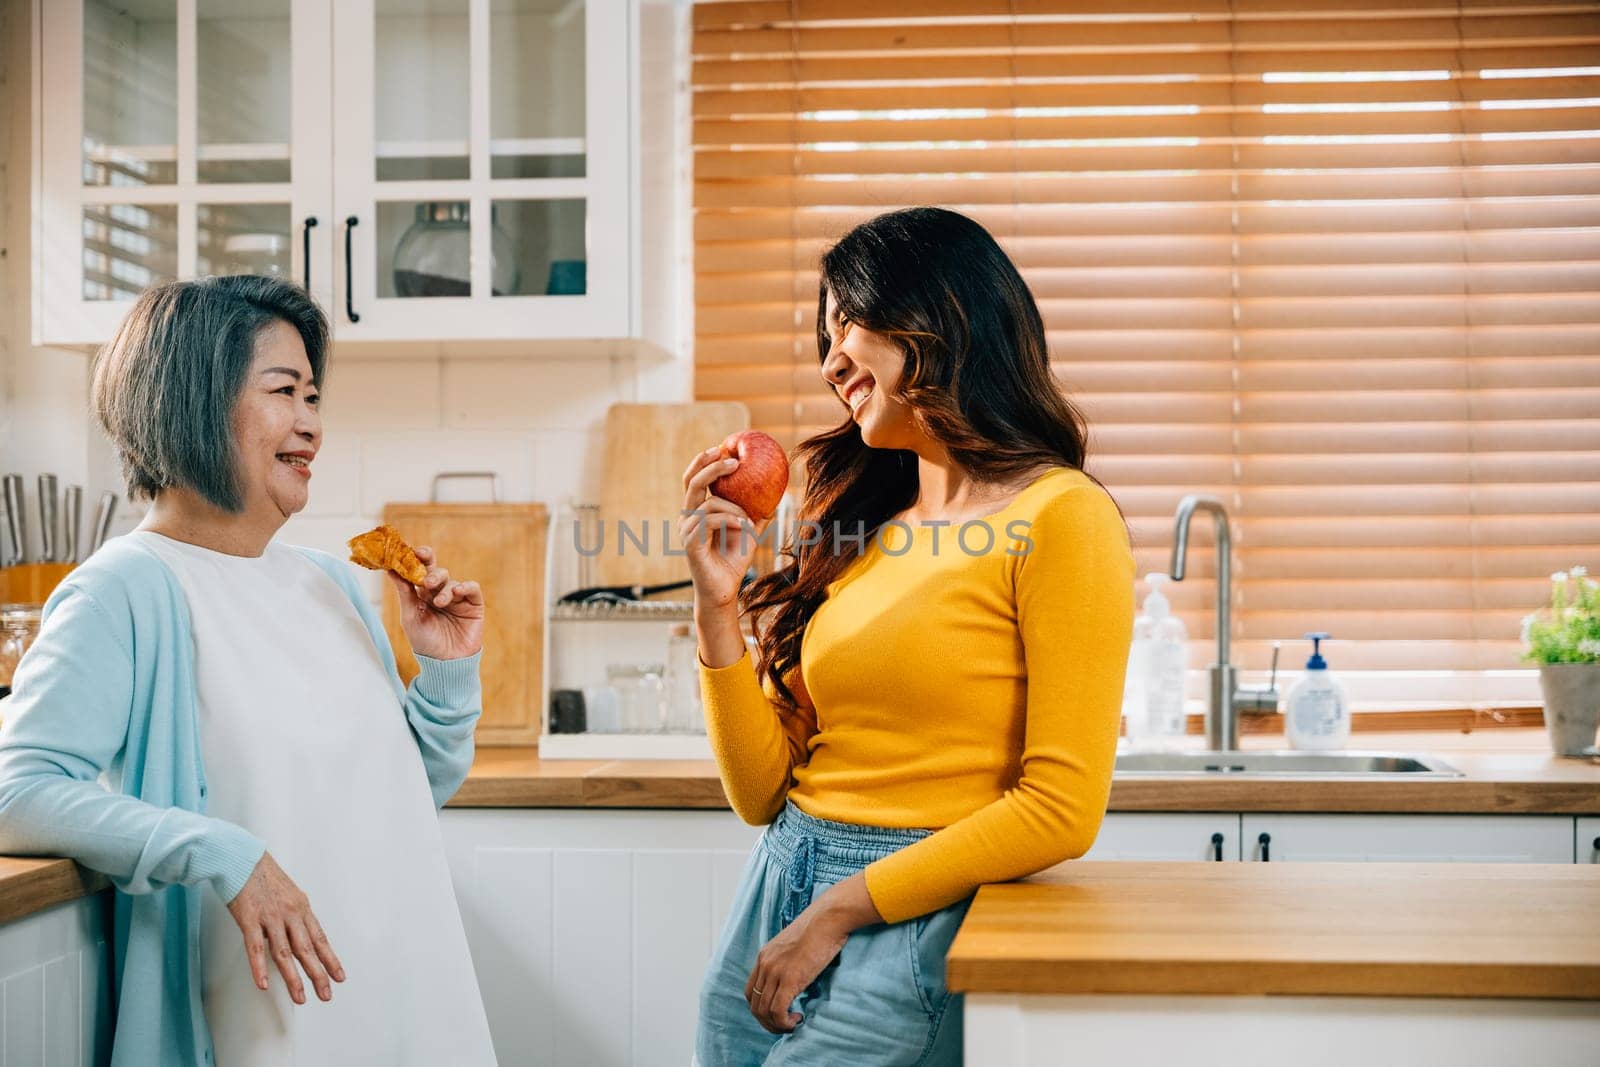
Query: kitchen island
xmin=948 ymin=861 xmax=1600 ymax=1066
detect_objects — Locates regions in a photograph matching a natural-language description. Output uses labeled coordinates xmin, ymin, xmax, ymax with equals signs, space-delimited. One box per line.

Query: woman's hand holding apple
xmin=679 ymin=448 xmax=767 ymax=608
xmin=680 ymin=432 xmax=791 ymax=668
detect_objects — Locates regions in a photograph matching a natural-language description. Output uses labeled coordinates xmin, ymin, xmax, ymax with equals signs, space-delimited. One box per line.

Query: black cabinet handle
xmin=1258 ymin=831 xmax=1272 ymax=862
xmin=301 ymin=216 xmax=318 ymax=291
xmin=1211 ymin=832 xmax=1225 ymax=862
xmin=1592 ymin=835 xmax=1599 ymax=858
xmin=343 ymin=215 xmax=360 ymax=323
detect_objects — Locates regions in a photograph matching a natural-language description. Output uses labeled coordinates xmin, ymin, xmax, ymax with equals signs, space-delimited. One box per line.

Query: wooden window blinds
xmin=690 ymin=0 xmax=1600 ymax=699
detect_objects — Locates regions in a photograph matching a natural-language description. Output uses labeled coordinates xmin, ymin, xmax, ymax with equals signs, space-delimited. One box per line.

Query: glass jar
xmin=607 ymin=662 xmax=665 ymax=734
xmin=0 ymin=605 xmax=43 ymax=695
xmin=663 ymin=624 xmax=704 ymax=734
xmin=220 ymin=233 xmax=289 ymax=277
xmin=391 ymin=202 xmax=521 ymax=297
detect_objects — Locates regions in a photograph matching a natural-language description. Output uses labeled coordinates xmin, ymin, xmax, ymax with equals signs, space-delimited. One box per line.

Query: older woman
xmin=0 ymin=276 xmax=496 ymax=1066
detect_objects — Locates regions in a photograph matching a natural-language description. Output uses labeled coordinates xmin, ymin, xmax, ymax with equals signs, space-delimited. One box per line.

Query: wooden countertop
xmin=946 ymin=861 xmax=1600 ymax=999
xmin=4 ymin=729 xmax=1596 ymax=927
xmin=0 ymin=857 xmax=107 ymax=927
xmin=449 ymin=729 xmax=1600 ymax=814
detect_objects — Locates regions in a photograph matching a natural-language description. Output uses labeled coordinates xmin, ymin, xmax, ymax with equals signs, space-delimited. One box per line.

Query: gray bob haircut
xmin=92 ymin=275 xmax=329 ymax=513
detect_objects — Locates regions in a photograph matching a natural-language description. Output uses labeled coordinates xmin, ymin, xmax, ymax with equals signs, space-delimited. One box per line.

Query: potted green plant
xmin=1522 ymin=566 xmax=1600 ymax=757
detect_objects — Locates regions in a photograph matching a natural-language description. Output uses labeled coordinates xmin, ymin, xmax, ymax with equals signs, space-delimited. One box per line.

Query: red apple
xmin=711 ymin=430 xmax=790 ymax=521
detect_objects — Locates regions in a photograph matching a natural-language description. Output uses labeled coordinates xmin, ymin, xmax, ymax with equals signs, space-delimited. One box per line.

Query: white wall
xmin=0 ymin=0 xmax=690 ymax=583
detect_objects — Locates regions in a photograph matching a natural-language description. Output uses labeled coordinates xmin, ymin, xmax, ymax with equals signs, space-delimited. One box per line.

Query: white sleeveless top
xmin=135 ymin=532 xmax=496 ymax=1066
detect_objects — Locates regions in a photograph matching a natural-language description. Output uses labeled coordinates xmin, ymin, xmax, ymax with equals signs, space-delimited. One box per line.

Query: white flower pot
xmin=1537 ymin=663 xmax=1600 ymax=757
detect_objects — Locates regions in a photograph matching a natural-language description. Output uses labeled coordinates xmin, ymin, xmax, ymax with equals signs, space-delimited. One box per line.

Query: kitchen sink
xmin=1113 ymin=750 xmax=1464 ymax=778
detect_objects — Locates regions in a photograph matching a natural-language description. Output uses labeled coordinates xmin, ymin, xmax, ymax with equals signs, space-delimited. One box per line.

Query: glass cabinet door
xmin=333 ymin=0 xmax=627 ymax=340
xmin=37 ymin=0 xmax=331 ymax=345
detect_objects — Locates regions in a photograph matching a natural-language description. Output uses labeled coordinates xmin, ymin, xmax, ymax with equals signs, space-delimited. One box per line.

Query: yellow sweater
xmin=699 ymin=467 xmax=1135 ymax=924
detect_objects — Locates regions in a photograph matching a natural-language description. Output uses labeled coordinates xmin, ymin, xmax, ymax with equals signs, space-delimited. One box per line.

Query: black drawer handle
xmin=1211 ymin=832 xmax=1225 ymax=862
xmin=1258 ymin=831 xmax=1271 ymax=862
xmin=344 ymin=215 xmax=360 ymax=323
xmin=301 ymin=216 xmax=317 ymax=291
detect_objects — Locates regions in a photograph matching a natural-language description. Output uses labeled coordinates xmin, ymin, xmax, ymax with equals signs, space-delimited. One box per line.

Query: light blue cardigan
xmin=0 ymin=534 xmax=483 ymax=1067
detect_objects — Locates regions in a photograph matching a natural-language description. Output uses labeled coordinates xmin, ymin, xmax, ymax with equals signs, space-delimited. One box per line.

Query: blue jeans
xmin=696 ymin=802 xmax=972 ymax=1066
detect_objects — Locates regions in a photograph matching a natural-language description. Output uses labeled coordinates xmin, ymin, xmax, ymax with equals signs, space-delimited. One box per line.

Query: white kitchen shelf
xmin=85 ymin=142 xmax=292 ymax=163
xmin=375 ymin=138 xmax=587 ymax=158
xmin=539 ymin=732 xmax=712 ymax=761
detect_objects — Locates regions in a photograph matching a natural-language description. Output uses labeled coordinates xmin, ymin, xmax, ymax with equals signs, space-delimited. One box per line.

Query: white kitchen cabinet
xmin=33 ymin=0 xmax=671 ymax=347
xmin=0 ymin=894 xmax=113 ymax=1067
xmin=329 ymin=0 xmax=633 ymax=341
xmin=1241 ymin=814 xmax=1576 ymax=863
xmin=36 ymin=0 xmax=334 ymax=345
xmin=1082 ymin=813 xmax=1241 ymax=862
xmin=438 ymin=808 xmax=761 ymax=1067
xmin=1578 ymin=817 xmax=1600 ymax=864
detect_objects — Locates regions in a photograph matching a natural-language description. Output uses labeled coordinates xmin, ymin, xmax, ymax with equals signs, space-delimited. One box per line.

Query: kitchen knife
xmin=88 ymin=491 xmax=118 ymax=557
xmin=3 ymin=475 xmax=25 ymax=566
xmin=64 ymin=485 xmax=83 ymax=565
xmin=38 ymin=474 xmax=58 ymax=563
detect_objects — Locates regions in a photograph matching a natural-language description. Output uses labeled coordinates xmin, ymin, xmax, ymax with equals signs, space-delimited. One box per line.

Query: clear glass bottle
xmin=392 ymin=202 xmax=521 ymax=297
xmin=663 ymin=623 xmax=705 ymax=734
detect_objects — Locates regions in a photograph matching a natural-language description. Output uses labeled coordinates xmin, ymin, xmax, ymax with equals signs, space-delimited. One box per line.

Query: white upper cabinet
xmin=37 ymin=0 xmax=334 ymax=345
xmin=329 ymin=0 xmax=630 ymax=341
xmin=34 ymin=0 xmax=651 ymax=346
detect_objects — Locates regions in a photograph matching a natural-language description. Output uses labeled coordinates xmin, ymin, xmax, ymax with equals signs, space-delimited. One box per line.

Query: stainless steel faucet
xmin=1169 ymin=495 xmax=1279 ymax=751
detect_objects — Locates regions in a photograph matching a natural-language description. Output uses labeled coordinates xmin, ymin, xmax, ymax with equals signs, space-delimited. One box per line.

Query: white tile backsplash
xmin=358 ymin=431 xmax=537 ymax=513
xmin=322 ymin=358 xmax=444 ymax=430
xmin=531 ymin=427 xmax=607 ymax=509
xmin=442 ymin=358 xmax=620 ymax=432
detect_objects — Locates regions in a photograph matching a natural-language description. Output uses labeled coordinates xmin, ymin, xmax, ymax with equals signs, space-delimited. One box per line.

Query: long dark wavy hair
xmin=741 ymin=207 xmax=1096 ymax=710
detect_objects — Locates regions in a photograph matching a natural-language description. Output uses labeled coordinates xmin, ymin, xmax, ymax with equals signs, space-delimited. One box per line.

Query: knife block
xmin=0 ymin=563 xmax=74 ymax=605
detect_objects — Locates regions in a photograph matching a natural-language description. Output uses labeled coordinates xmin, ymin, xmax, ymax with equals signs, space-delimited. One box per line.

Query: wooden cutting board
xmin=380 ymin=503 xmax=547 ymax=746
xmin=595 ymin=402 xmax=749 ymax=589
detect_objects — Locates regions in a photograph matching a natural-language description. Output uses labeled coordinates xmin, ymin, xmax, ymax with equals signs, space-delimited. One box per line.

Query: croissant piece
xmin=347 ymin=524 xmax=427 ymax=585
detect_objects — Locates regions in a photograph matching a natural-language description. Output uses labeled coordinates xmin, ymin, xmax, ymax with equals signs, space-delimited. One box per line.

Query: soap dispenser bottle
xmin=1284 ymin=632 xmax=1350 ymax=751
xmin=1141 ymin=573 xmax=1188 ymax=745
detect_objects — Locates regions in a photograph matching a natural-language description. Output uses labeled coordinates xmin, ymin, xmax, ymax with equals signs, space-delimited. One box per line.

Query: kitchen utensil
xmin=4 ymin=475 xmax=26 ymax=566
xmin=63 ymin=486 xmax=83 ymax=564
xmin=38 ymin=474 xmax=58 ymax=563
xmin=596 ymin=402 xmax=750 ymax=589
xmin=392 ymin=202 xmax=520 ymax=297
xmin=558 ymin=577 xmax=693 ymax=604
xmin=557 ymin=569 xmax=758 ymax=605
xmin=88 ymin=492 xmax=117 ymax=557
xmin=380 ymin=500 xmax=548 ymax=746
